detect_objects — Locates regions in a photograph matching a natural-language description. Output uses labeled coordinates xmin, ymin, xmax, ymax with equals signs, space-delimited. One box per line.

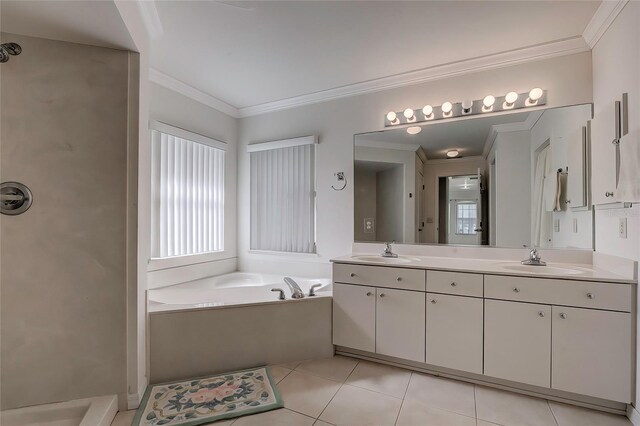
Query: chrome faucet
xmin=283 ymin=277 xmax=305 ymax=299
xmin=521 ymin=248 xmax=547 ymax=266
xmin=381 ymin=241 xmax=398 ymax=258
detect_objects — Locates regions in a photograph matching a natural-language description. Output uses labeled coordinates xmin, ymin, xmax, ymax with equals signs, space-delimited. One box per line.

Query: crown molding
xmin=150 ymin=68 xmax=240 ymax=118
xmin=136 ymin=0 xmax=164 ymax=39
xmin=482 ymin=110 xmax=543 ymax=158
xmin=582 ymin=0 xmax=629 ymax=48
xmin=424 ymin=155 xmax=485 ymax=165
xmin=237 ymin=37 xmax=589 ymax=117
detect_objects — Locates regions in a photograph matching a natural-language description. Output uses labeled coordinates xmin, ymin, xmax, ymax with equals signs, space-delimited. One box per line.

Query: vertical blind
xmin=250 ymin=140 xmax=315 ymax=253
xmin=151 ymin=129 xmax=225 ymax=258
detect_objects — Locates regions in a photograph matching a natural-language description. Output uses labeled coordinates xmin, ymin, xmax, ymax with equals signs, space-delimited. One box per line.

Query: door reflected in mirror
xmin=354 ymin=104 xmax=594 ymax=249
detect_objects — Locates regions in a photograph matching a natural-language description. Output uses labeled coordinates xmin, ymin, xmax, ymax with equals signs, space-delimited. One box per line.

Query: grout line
xmin=474 ymin=383 xmax=478 ymax=420
xmin=394 ymin=371 xmax=414 ymax=426
xmin=548 ymin=400 xmax=560 ymax=426
xmin=316 ymin=382 xmax=344 ymax=422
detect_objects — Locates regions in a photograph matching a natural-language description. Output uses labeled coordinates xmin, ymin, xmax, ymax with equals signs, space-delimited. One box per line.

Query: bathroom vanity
xmin=331 ymin=255 xmax=636 ymax=407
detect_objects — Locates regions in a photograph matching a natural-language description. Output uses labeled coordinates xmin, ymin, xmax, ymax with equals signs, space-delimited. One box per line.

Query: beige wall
xmin=237 ymin=52 xmax=593 ymax=277
xmin=0 ymin=34 xmax=131 ymax=409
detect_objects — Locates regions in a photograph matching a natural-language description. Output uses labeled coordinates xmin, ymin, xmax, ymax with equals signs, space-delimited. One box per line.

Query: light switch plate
xmin=619 ymin=217 xmax=627 ymax=239
xmin=554 ymin=219 xmax=560 ymax=233
xmin=364 ymin=217 xmax=375 ymax=234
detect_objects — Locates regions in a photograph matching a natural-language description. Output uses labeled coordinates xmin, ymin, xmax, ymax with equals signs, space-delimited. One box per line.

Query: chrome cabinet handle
xmin=350 ymin=272 xmax=356 ymax=277
xmin=560 ymin=313 xmax=567 ymax=319
xmin=366 ymin=291 xmax=373 ymax=296
xmin=605 ymin=192 xmax=614 ymax=198
xmin=538 ymin=311 xmax=545 ymax=317
xmin=430 ymin=299 xmax=437 ymax=304
xmin=513 ymin=287 xmax=520 ymax=293
xmin=396 ymin=277 xmax=402 ymax=282
xmin=450 ymin=282 xmax=457 ymax=287
xmin=587 ymin=292 xmax=595 ymax=299
xmin=379 ymin=293 xmax=386 ymax=298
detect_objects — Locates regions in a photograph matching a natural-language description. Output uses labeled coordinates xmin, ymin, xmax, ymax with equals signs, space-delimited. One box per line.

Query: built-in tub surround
xmin=331 ymin=246 xmax=636 ymax=412
xmin=148 ymin=272 xmax=333 ymax=383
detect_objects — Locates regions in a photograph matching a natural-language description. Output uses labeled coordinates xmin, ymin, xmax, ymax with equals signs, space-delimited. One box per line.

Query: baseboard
xmin=127 ymin=377 xmax=148 ymax=410
xmin=627 ymin=405 xmax=640 ymax=426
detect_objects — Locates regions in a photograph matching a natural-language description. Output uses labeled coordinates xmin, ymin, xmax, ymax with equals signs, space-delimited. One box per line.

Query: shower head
xmin=0 ymin=42 xmax=22 ymax=63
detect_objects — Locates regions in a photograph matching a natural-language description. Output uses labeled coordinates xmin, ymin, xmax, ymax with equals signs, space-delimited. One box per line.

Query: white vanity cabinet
xmin=484 ymin=299 xmax=552 ymax=388
xmin=552 ymin=306 xmax=631 ymax=402
xmin=426 ymin=293 xmax=483 ymax=374
xmin=333 ymin=283 xmax=376 ymax=352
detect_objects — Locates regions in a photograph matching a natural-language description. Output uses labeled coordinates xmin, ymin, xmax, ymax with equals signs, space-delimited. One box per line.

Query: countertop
xmin=331 ymin=254 xmax=636 ymax=284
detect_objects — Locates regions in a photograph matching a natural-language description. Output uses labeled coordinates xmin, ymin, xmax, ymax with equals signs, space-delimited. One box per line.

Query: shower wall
xmin=0 ymin=33 xmax=133 ymax=409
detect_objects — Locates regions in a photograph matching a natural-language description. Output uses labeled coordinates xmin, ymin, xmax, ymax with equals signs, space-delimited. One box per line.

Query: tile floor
xmin=111 ymin=356 xmax=631 ymax=426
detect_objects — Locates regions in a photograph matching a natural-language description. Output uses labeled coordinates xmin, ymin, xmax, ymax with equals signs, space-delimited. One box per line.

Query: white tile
xmin=269 ymin=365 xmax=292 ymax=383
xmin=111 ymin=410 xmax=135 ymax=426
xmin=549 ymin=401 xmax=632 ymax=426
xmin=396 ymin=398 xmax=476 ymax=426
xmin=277 ymin=370 xmax=341 ymax=418
xmin=405 ymin=373 xmax=476 ymax=418
xmin=319 ymin=384 xmax=402 ymax=426
xmin=314 ymin=421 xmax=335 ymax=426
xmin=477 ymin=421 xmax=501 ymax=426
xmin=345 ymin=360 xmax=411 ymax=398
xmin=475 ymin=386 xmax=556 ymax=426
xmin=296 ymin=356 xmax=358 ymax=382
xmin=280 ymin=360 xmax=303 ymax=370
xmin=232 ymin=408 xmax=315 ymax=426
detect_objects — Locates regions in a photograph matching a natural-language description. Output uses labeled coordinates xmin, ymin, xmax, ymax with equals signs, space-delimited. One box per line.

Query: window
xmin=249 ymin=136 xmax=316 ymax=253
xmin=456 ymin=203 xmax=477 ymax=235
xmin=150 ymin=122 xmax=225 ymax=259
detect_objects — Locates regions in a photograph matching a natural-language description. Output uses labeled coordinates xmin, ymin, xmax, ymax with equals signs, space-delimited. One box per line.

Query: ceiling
xmin=1 ymin=1 xmax=601 ymax=114
xmin=358 ymin=110 xmax=533 ymax=160
xmin=0 ymin=1 xmax=135 ymax=51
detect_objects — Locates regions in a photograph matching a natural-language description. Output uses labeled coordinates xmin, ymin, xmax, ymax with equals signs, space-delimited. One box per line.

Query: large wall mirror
xmin=354 ymin=104 xmax=594 ymax=249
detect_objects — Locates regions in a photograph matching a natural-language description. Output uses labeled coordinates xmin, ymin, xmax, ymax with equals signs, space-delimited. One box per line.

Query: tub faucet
xmin=283 ymin=277 xmax=305 ymax=299
xmin=381 ymin=241 xmax=398 ymax=258
xmin=521 ymin=248 xmax=547 ymax=266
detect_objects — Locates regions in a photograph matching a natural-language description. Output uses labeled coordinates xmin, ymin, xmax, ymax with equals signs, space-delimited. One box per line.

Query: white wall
xmin=590 ymin=1 xmax=640 ymax=409
xmin=147 ymin=83 xmax=238 ymax=288
xmin=237 ymin=53 xmax=593 ymax=277
xmin=491 ymin=131 xmax=532 ymax=248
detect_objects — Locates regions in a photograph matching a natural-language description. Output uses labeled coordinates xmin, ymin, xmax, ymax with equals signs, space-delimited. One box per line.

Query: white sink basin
xmin=350 ymin=255 xmax=421 ymax=264
xmin=500 ymin=264 xmax=586 ymax=275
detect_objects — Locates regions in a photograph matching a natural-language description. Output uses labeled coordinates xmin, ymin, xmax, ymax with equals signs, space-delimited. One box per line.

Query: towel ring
xmin=332 ymin=172 xmax=347 ymax=191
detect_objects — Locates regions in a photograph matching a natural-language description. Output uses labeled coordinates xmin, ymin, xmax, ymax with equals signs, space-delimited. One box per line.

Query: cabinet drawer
xmin=485 ymin=275 xmax=631 ymax=312
xmin=427 ymin=271 xmax=483 ymax=297
xmin=333 ymin=263 xmax=425 ymax=291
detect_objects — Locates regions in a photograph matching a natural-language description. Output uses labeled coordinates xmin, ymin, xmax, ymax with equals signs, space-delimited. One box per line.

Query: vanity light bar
xmin=384 ymin=89 xmax=547 ymax=127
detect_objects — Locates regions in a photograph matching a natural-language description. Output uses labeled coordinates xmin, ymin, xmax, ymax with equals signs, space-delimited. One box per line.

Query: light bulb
xmin=407 ymin=126 xmax=422 ymax=135
xmin=386 ymin=111 xmax=397 ymax=122
xmin=461 ymin=100 xmax=473 ymax=113
xmin=505 ymin=91 xmax=518 ymax=104
xmin=529 ymin=87 xmax=543 ymax=102
xmin=446 ymin=149 xmax=459 ymax=158
xmin=483 ymin=95 xmax=495 ymax=108
xmin=441 ymin=102 xmax=453 ymax=114
xmin=422 ymin=105 xmax=433 ymax=116
xmin=403 ymin=108 xmax=414 ymax=119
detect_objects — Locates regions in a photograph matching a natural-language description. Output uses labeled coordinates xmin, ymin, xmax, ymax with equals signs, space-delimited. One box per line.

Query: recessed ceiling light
xmin=407 ymin=126 xmax=422 ymax=135
xmin=446 ymin=149 xmax=459 ymax=158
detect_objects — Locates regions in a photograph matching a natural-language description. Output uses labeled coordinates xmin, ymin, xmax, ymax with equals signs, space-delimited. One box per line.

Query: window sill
xmin=148 ymin=251 xmax=232 ymax=272
xmin=247 ymin=250 xmax=319 ymax=258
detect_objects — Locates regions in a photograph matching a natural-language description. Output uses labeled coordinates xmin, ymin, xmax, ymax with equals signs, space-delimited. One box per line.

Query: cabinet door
xmin=376 ymin=288 xmax=425 ymax=362
xmin=591 ymin=103 xmax=618 ymax=205
xmin=484 ymin=300 xmax=551 ymax=387
xmin=333 ymin=283 xmax=376 ymax=352
xmin=426 ymin=293 xmax=483 ymax=374
xmin=552 ymin=306 xmax=631 ymax=402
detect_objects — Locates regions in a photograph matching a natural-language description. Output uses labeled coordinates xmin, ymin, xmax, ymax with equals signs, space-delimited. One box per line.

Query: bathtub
xmin=148 ymin=272 xmax=332 ymax=312
xmin=0 ymin=395 xmax=117 ymax=426
xmin=148 ymin=272 xmax=334 ymax=383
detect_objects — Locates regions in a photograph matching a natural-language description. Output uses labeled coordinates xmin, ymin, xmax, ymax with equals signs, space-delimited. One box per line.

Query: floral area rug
xmin=133 ymin=367 xmax=283 ymax=426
